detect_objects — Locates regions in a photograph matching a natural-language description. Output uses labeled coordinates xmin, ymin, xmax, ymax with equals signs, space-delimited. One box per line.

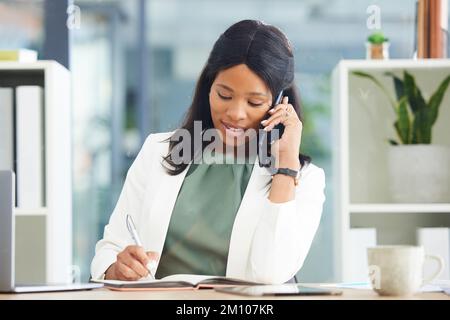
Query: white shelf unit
xmin=332 ymin=59 xmax=450 ymax=282
xmin=0 ymin=61 xmax=72 ymax=284
xmin=349 ymin=204 xmax=450 ymax=214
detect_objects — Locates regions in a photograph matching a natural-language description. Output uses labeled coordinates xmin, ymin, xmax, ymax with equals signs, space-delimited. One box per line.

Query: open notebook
xmin=92 ymin=274 xmax=261 ymax=291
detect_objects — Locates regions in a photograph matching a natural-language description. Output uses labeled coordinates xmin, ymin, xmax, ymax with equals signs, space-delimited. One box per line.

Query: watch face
xmin=260 ymin=155 xmax=277 ymax=174
xmin=268 ymin=166 xmax=278 ymax=175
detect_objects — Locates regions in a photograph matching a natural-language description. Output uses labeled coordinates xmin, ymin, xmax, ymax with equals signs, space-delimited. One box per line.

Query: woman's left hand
xmin=261 ymin=96 xmax=303 ymax=169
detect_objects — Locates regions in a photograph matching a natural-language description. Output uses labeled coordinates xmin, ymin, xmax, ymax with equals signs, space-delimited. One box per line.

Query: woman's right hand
xmin=105 ymin=245 xmax=160 ymax=281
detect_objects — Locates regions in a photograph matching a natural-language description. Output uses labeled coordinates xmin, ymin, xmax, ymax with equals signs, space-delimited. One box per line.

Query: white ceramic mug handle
xmin=422 ymin=254 xmax=444 ymax=286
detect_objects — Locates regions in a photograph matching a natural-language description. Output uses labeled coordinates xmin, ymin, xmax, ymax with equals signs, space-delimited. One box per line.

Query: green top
xmin=155 ymin=158 xmax=255 ymax=278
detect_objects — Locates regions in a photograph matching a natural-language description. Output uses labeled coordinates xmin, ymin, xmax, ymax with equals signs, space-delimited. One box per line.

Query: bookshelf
xmin=332 ymin=59 xmax=450 ymax=282
xmin=0 ymin=61 xmax=72 ymax=284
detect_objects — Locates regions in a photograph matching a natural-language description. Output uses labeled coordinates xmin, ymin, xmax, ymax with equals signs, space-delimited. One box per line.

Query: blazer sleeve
xmin=248 ymin=164 xmax=326 ymax=284
xmin=90 ymin=134 xmax=156 ymax=280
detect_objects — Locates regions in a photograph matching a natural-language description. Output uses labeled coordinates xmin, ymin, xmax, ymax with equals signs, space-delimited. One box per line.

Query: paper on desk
xmin=321 ymin=282 xmax=445 ymax=292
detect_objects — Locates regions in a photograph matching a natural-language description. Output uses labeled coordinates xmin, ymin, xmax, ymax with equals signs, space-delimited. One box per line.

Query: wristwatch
xmin=271 ymin=167 xmax=301 ymax=186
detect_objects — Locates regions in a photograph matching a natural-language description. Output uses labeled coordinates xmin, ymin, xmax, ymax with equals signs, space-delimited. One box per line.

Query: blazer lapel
xmin=226 ymin=161 xmax=272 ymax=278
xmin=143 ymin=162 xmax=192 ymax=259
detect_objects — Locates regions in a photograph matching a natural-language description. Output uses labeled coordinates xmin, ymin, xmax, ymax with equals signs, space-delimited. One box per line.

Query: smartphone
xmin=215 ymin=284 xmax=343 ymax=297
xmin=258 ymin=90 xmax=285 ymax=167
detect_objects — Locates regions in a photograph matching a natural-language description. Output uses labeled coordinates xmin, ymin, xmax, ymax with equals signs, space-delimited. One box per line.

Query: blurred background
xmin=1 ymin=0 xmax=446 ymax=283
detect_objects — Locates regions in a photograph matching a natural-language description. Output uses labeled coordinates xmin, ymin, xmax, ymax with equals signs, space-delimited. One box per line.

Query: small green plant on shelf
xmin=352 ymin=70 xmax=450 ymax=145
xmin=367 ymin=32 xmax=389 ymax=44
xmin=366 ymin=32 xmax=390 ymax=59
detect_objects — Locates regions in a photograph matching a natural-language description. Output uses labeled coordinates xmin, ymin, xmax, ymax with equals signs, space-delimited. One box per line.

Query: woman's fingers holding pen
xmin=146 ymin=251 xmax=160 ymax=275
xmin=126 ymin=246 xmax=160 ymax=278
xmin=129 ymin=245 xmax=158 ymax=276
xmin=105 ymin=246 xmax=160 ymax=280
xmin=127 ymin=245 xmax=150 ymax=265
xmin=115 ymin=245 xmax=151 ymax=279
xmin=115 ymin=262 xmax=145 ymax=281
xmin=108 ymin=257 xmax=143 ymax=281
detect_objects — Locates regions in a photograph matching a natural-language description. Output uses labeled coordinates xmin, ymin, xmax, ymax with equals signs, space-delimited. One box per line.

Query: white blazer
xmin=91 ymin=131 xmax=326 ymax=284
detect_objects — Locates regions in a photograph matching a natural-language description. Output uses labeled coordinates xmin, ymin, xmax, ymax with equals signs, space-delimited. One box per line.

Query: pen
xmin=126 ymin=214 xmax=156 ymax=279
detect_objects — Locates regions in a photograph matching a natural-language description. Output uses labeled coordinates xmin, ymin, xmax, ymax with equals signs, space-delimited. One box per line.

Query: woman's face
xmin=209 ymin=63 xmax=272 ymax=147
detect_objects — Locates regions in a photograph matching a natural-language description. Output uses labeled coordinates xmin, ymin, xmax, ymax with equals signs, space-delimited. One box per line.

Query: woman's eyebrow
xmin=216 ymin=83 xmax=268 ymax=97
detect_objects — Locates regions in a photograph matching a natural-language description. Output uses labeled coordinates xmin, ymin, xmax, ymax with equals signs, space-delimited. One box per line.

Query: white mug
xmin=367 ymin=245 xmax=444 ymax=296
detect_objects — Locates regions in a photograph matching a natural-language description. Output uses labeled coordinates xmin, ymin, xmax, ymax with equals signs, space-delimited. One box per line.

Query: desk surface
xmin=1 ymin=284 xmax=449 ymax=300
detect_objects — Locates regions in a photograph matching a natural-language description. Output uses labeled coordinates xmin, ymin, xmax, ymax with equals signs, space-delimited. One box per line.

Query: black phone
xmin=258 ymin=90 xmax=285 ymax=167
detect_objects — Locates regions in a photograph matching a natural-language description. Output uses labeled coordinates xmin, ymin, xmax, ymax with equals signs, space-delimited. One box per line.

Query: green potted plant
xmin=366 ymin=32 xmax=390 ymax=59
xmin=353 ymin=70 xmax=450 ymax=203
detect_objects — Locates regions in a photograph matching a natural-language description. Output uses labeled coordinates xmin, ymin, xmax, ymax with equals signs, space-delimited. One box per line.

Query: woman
xmin=91 ymin=19 xmax=325 ymax=284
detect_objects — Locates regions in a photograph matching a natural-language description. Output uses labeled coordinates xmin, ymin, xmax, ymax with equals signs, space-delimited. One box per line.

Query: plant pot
xmin=387 ymin=145 xmax=450 ymax=203
xmin=366 ymin=42 xmax=390 ymax=59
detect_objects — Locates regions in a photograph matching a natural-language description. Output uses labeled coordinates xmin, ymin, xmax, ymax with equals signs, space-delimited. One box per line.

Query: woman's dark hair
xmin=162 ymin=19 xmax=311 ymax=175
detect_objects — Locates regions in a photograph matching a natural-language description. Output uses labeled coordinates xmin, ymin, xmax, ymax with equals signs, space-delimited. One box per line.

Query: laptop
xmin=0 ymin=170 xmax=103 ymax=293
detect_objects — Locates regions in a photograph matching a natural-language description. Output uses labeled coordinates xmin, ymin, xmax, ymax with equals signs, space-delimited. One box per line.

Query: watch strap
xmin=272 ymin=167 xmax=300 ymax=185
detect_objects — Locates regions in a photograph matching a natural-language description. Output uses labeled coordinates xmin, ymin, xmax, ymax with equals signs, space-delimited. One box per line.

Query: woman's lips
xmin=221 ymin=121 xmax=245 ymax=138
